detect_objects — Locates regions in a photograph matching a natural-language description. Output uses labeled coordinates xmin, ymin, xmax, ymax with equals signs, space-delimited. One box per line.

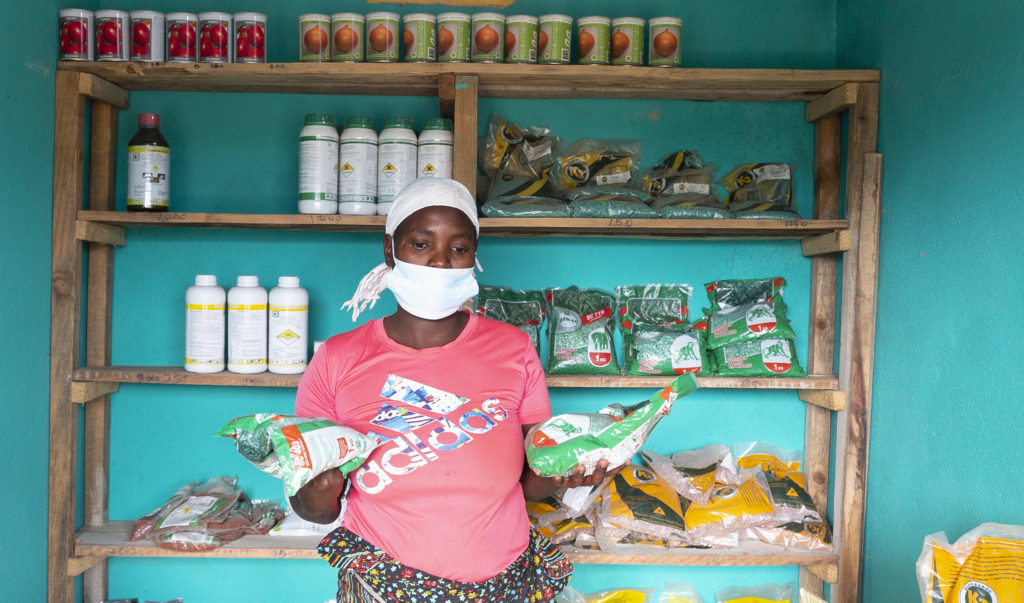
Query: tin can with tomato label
xmin=538 ymin=14 xmax=572 ymax=64
xmin=130 ymin=11 xmax=164 ymax=62
xmin=436 ymin=12 xmax=470 ymax=63
xmin=648 ymin=17 xmax=682 ymax=67
xmin=166 ymin=13 xmax=198 ymax=63
xmin=403 ymin=13 xmax=436 ymax=62
xmin=610 ymin=17 xmax=644 ymax=66
xmin=96 ymin=10 xmax=130 ymax=61
xmin=504 ymin=15 xmax=537 ymax=63
xmin=365 ymin=12 xmax=399 ymax=62
xmin=576 ymin=16 xmax=610 ymax=65
xmin=299 ymin=14 xmax=331 ymax=62
xmin=59 ymin=9 xmax=94 ymax=61
xmin=199 ymin=12 xmax=232 ymax=63
xmin=471 ymin=12 xmax=504 ymax=63
xmin=234 ymin=12 xmax=267 ymax=63
xmin=331 ymin=13 xmax=364 ymax=62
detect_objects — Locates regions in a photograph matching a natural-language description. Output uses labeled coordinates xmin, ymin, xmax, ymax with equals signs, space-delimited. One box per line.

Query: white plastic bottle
xmin=268 ymin=276 xmax=309 ymax=374
xmin=298 ymin=113 xmax=339 ymax=215
xmin=184 ymin=274 xmax=225 ymax=373
xmin=417 ymin=117 xmax=454 ymax=179
xmin=338 ymin=115 xmax=378 ymax=215
xmin=227 ymin=275 xmax=267 ymax=373
xmin=376 ymin=116 xmax=418 ymax=215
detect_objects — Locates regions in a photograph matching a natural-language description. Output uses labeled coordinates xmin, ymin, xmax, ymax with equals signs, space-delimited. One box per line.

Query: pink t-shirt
xmin=295 ymin=313 xmax=552 ymax=582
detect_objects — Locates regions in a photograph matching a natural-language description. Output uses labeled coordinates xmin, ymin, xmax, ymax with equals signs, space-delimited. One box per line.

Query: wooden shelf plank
xmin=77 ymin=521 xmax=837 ymax=567
xmin=77 ymin=210 xmax=847 ymax=240
xmin=57 ymin=62 xmax=879 ymax=102
xmin=73 ymin=366 xmax=839 ymax=391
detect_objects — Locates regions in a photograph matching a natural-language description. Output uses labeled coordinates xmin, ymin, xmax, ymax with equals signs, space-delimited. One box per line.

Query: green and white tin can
xmin=436 ymin=12 xmax=470 ymax=62
xmin=403 ymin=13 xmax=435 ymax=62
xmin=576 ymin=16 xmax=610 ymax=65
xmin=365 ymin=11 xmax=399 ymax=62
xmin=299 ymin=13 xmax=330 ymax=62
xmin=471 ymin=12 xmax=504 ymax=63
xmin=538 ymin=14 xmax=572 ymax=64
xmin=331 ymin=13 xmax=363 ymax=62
xmin=504 ymin=15 xmax=537 ymax=63
xmin=610 ymin=17 xmax=644 ymax=66
xmin=648 ymin=17 xmax=682 ymax=67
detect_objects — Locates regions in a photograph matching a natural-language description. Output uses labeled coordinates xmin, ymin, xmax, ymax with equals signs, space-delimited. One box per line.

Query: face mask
xmin=385 ymin=258 xmax=479 ymax=320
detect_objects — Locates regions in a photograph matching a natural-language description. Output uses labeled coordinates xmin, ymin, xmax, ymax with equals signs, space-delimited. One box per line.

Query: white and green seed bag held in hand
xmin=525 ymin=372 xmax=699 ymax=478
xmin=216 ymin=413 xmax=379 ymax=496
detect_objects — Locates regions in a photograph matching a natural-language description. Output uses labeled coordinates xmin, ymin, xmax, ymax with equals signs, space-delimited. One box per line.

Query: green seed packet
xmin=545 ymin=286 xmax=619 ymax=375
xmin=704 ymin=276 xmax=786 ymax=314
xmin=623 ymin=321 xmax=713 ymax=376
xmin=711 ymin=338 xmax=806 ymax=378
xmin=706 ymin=299 xmax=796 ymax=350
xmin=481 ymin=195 xmax=570 ymax=218
xmin=566 ymin=186 xmax=656 ymax=219
xmin=476 ymin=285 xmax=545 ymax=354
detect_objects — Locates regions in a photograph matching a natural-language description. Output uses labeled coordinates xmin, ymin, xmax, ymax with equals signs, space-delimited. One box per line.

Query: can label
xmin=340 ymin=140 xmax=378 ymax=203
xmin=366 ymin=14 xmax=399 ymax=62
xmin=300 ymin=17 xmax=331 ymax=61
xmin=471 ymin=15 xmax=504 ymax=62
xmin=235 ymin=19 xmax=266 ymax=62
xmin=504 ymin=18 xmax=537 ymax=63
xmin=648 ymin=18 xmax=682 ymax=67
xmin=199 ymin=18 xmax=231 ymax=63
xmin=436 ymin=15 xmax=470 ymax=62
xmin=332 ymin=17 xmax=363 ymax=62
xmin=59 ymin=15 xmax=91 ymax=60
xmin=131 ymin=15 xmax=165 ymax=62
xmin=127 ymin=145 xmax=170 ymax=210
xmin=96 ymin=15 xmax=128 ymax=61
xmin=577 ymin=19 xmax=610 ymax=65
xmin=538 ymin=16 xmax=572 ymax=64
xmin=611 ymin=19 xmax=644 ymax=66
xmin=167 ymin=18 xmax=198 ymax=62
xmin=403 ymin=16 xmax=436 ymax=62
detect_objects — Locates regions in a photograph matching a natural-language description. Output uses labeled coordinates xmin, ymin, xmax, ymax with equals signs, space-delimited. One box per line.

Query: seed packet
xmin=711 ymin=338 xmax=807 ymax=378
xmin=480 ymin=112 xmax=560 ymax=179
xmin=917 ymin=523 xmax=1024 ymax=603
xmin=553 ymin=138 xmax=643 ymax=190
xmin=641 ymin=150 xmax=708 ymax=197
xmin=651 ymin=193 xmax=732 ymax=220
xmin=598 ymin=465 xmax=689 ymax=542
xmin=567 ymin=186 xmax=657 ymax=219
xmin=545 ymin=286 xmax=619 ymax=375
xmin=705 ymin=277 xmax=786 ymax=314
xmin=714 ymin=582 xmax=794 ymax=603
xmin=718 ymin=163 xmax=794 ymax=213
xmin=481 ymin=195 xmax=570 ymax=217
xmin=747 ymin=517 xmax=832 ymax=550
xmin=526 ymin=373 xmax=698 ymax=478
xmin=658 ymin=582 xmax=705 ymax=603
xmin=215 ymin=413 xmax=379 ymax=496
xmin=585 ymin=588 xmax=657 ymax=603
xmin=682 ymin=472 xmax=777 ymax=539
xmin=641 ymin=444 xmax=739 ymax=505
xmin=486 ymin=165 xmax=565 ymax=202
xmin=476 ymin=285 xmax=546 ymax=354
xmin=616 ymin=284 xmax=705 ymax=376
xmin=705 ymin=299 xmax=796 ymax=350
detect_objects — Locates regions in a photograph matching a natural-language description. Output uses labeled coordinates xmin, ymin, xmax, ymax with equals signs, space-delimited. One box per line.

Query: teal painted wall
xmin=837 ymin=2 xmax=1024 ymax=601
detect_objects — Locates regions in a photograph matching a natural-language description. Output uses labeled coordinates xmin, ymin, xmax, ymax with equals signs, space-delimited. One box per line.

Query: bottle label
xmin=417 ymin=140 xmax=454 ymax=179
xmin=339 ymin=139 xmax=378 ymax=202
xmin=185 ymin=303 xmax=224 ymax=366
xmin=269 ymin=304 xmax=308 ymax=368
xmin=228 ymin=304 xmax=267 ymax=367
xmin=377 ymin=140 xmax=417 ymax=202
xmin=299 ymin=137 xmax=339 ymax=201
xmin=127 ymin=145 xmax=170 ymax=209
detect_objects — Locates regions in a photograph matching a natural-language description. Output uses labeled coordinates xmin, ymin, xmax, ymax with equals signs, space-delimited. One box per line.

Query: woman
xmin=290 ymin=178 xmax=612 ymax=602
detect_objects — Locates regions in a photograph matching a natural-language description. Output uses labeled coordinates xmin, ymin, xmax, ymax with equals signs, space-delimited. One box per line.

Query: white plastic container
xmin=166 ymin=12 xmax=198 ymax=62
xmin=338 ymin=115 xmax=378 ymax=215
xmin=95 ymin=10 xmax=130 ymax=61
xmin=185 ymin=274 xmax=225 ymax=373
xmin=227 ymin=275 xmax=267 ymax=374
xmin=198 ymin=12 xmax=233 ymax=63
xmin=130 ymin=11 xmax=164 ymax=62
xmin=298 ymin=113 xmax=339 ymax=215
xmin=59 ymin=9 xmax=94 ymax=61
xmin=377 ymin=117 xmax=418 ymax=214
xmin=417 ymin=117 xmax=453 ymax=179
xmin=268 ymin=276 xmax=309 ymax=374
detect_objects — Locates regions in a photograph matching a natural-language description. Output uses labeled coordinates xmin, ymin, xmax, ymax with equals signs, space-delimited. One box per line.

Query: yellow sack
xmin=917 ymin=523 xmax=1024 ymax=602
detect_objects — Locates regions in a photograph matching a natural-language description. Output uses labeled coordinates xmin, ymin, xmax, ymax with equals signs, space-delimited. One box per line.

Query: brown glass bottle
xmin=126 ymin=113 xmax=170 ymax=212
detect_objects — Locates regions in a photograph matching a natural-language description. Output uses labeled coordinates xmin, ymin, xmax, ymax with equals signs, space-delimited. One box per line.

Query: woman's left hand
xmin=549 ymin=460 xmax=623 ymax=489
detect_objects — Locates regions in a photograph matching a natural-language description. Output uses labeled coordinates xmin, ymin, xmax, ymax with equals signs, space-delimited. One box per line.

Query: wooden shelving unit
xmin=49 ymin=61 xmax=880 ymax=603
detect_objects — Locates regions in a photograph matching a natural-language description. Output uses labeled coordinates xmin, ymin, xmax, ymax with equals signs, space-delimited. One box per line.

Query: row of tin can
xmin=58 ymin=8 xmax=267 ymax=63
xmin=300 ymin=12 xmax=682 ymax=66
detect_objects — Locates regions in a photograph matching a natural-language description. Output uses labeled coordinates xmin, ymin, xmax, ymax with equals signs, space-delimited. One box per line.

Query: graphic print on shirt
xmin=354 ymin=374 xmax=511 ymax=495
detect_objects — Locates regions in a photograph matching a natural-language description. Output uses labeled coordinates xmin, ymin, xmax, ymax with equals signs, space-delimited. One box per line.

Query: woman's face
xmin=385 ymin=206 xmax=477 ymax=269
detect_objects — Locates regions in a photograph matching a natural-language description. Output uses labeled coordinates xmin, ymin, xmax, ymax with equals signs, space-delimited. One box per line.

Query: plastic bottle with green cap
xmin=339 ymin=115 xmax=378 ymax=215
xmin=297 ymin=113 xmax=339 ymax=215
xmin=376 ymin=116 xmax=417 ymax=215
xmin=417 ymin=117 xmax=454 ymax=179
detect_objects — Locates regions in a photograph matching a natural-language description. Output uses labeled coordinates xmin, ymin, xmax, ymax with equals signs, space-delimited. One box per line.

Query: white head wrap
xmin=340 ymin=178 xmax=480 ymax=320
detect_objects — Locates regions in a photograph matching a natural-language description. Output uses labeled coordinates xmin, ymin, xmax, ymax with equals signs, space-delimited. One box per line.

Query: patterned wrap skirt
xmin=317 ymin=526 xmax=573 ymax=602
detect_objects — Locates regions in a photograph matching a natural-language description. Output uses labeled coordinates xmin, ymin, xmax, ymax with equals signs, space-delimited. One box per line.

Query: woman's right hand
xmin=289 ymin=469 xmax=347 ymax=524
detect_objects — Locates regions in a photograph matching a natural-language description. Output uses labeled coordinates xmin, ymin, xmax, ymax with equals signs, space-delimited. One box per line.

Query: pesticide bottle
xmin=184 ymin=274 xmax=225 ymax=373
xmin=417 ymin=117 xmax=453 ymax=179
xmin=376 ymin=116 xmax=417 ymax=215
xmin=268 ymin=276 xmax=309 ymax=374
xmin=338 ymin=115 xmax=378 ymax=215
xmin=298 ymin=113 xmax=339 ymax=214
xmin=227 ymin=275 xmax=267 ymax=373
